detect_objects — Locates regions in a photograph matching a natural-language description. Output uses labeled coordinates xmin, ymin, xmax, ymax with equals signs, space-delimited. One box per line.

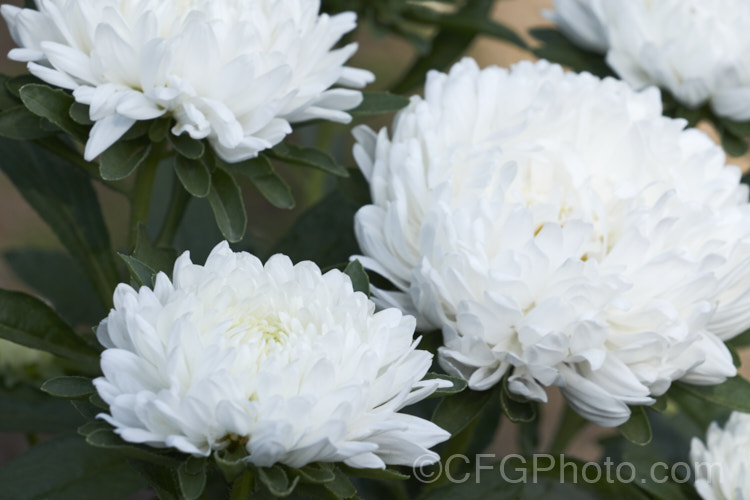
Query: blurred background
xmin=0 ymin=0 xmax=748 ymax=471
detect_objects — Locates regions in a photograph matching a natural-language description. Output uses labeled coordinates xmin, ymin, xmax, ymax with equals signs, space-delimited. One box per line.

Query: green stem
xmin=128 ymin=144 xmax=165 ymax=249
xmin=155 ymin=177 xmax=191 ymax=247
xmin=548 ymin=404 xmax=587 ymax=455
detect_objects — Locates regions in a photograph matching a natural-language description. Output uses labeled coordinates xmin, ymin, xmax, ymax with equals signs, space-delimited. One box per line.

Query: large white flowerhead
xmin=1 ymin=0 xmax=374 ymax=162
xmin=93 ymin=242 xmax=448 ymax=468
xmin=546 ymin=0 xmax=750 ymax=121
xmin=353 ymin=58 xmax=750 ymax=427
xmin=691 ymin=412 xmax=750 ymax=500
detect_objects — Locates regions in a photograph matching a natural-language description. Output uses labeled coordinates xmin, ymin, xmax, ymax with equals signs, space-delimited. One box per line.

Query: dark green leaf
xmin=171 ymin=133 xmax=205 ymax=159
xmin=650 ymin=395 xmax=668 ymax=413
xmin=424 ymin=372 xmax=468 ymax=398
xmin=207 ymin=167 xmax=247 ymax=242
xmin=338 ymin=464 xmax=408 ymax=482
xmin=720 ymin=127 xmax=749 ymax=157
xmin=350 ymin=91 xmax=410 ymax=117
xmin=0 ymin=74 xmax=18 ymax=111
xmin=41 ymin=375 xmax=94 ymax=399
xmin=432 ymin=386 xmax=496 ymax=435
xmin=132 ymin=224 xmax=178 ymax=277
xmin=294 ymin=463 xmax=337 ymax=484
xmin=6 ymin=74 xmax=43 ymax=98
xmin=4 ymin=250 xmax=105 ymax=326
xmin=416 ymin=458 xmax=525 ymax=500
xmin=216 ymin=447 xmax=249 ymax=483
xmin=500 ymin=380 xmax=537 ymax=423
xmin=78 ymin=420 xmax=111 ymax=437
xmin=323 ymin=465 xmax=357 ymax=500
xmin=0 ymin=139 xmax=120 ymax=306
xmin=227 ymin=155 xmax=295 ymax=209
xmin=257 ymin=465 xmax=300 ymax=497
xmin=178 ymin=457 xmax=208 ymax=500
xmin=0 ymin=289 xmax=99 ymax=363
xmin=119 ymin=253 xmax=156 ymax=288
xmin=729 ymin=344 xmax=742 ymax=368
xmin=344 ymin=260 xmax=370 ymax=296
xmin=621 ymin=443 xmax=687 ymax=500
xmin=0 ymin=382 xmax=83 ymax=432
xmin=230 ymin=471 xmax=254 ymax=500
xmin=530 ymin=28 xmax=614 ymax=79
xmin=0 ymin=105 xmax=55 ymax=139
xmin=0 ymin=433 xmax=146 ymax=500
xmin=269 ymin=143 xmax=349 ymax=177
xmin=149 ymin=117 xmax=172 ymax=142
xmin=19 ymin=84 xmax=88 ymax=140
xmin=99 ymin=140 xmax=152 ymax=180
xmin=86 ymin=428 xmax=181 ymax=467
xmin=721 ymin=118 xmax=750 ymax=138
xmin=174 ymin=155 xmax=211 ymax=197
xmin=673 ymin=376 xmax=750 ymax=413
xmin=728 ymin=329 xmax=750 ymax=348
xmin=618 ymin=406 xmax=653 ymax=446
xmin=129 ymin=461 xmax=181 ymax=500
xmin=69 ymin=102 xmax=93 ymax=125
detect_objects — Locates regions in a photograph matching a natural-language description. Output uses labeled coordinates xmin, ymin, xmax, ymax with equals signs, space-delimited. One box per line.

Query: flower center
xmin=225 ymin=315 xmax=291 ymax=354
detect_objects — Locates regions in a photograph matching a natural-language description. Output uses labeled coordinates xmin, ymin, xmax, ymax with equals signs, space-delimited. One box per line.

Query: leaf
xmin=322 ymin=465 xmax=357 ymax=500
xmin=294 ymin=464 xmax=337 ymax=484
xmin=720 ymin=126 xmax=749 ymax=157
xmin=500 ymin=379 xmax=537 ymax=423
xmin=344 ymin=260 xmax=370 ymax=296
xmin=0 ymin=289 xmax=99 ymax=364
xmin=337 ymin=464 xmax=409 ymax=482
xmin=227 ymin=155 xmax=295 ymax=209
xmin=132 ymin=224 xmax=178 ymax=277
xmin=174 ymin=155 xmax=211 ymax=197
xmin=99 ymin=140 xmax=152 ymax=180
xmin=621 ymin=443 xmax=687 ymax=500
xmin=41 ymin=376 xmax=95 ymax=399
xmin=673 ymin=376 xmax=750 ymax=413
xmin=86 ymin=428 xmax=181 ymax=467
xmin=416 ymin=460 xmax=525 ymax=500
xmin=170 ymin=133 xmax=205 ymax=159
xmin=129 ymin=461 xmax=181 ymax=500
xmin=0 ymin=433 xmax=146 ymax=500
xmin=119 ymin=253 xmax=156 ymax=288
xmin=0 ymin=139 xmax=120 ymax=306
xmin=6 ymin=74 xmax=43 ymax=98
xmin=269 ymin=143 xmax=349 ymax=177
xmin=230 ymin=471 xmax=254 ymax=500
xmin=69 ymin=102 xmax=93 ymax=125
xmin=530 ymin=28 xmax=614 ymax=78
xmin=431 ymin=386 xmax=497 ymax=435
xmin=349 ymin=91 xmax=410 ymax=117
xmin=149 ymin=117 xmax=172 ymax=142
xmin=424 ymin=372 xmax=468 ymax=398
xmin=207 ymin=167 xmax=247 ymax=242
xmin=618 ymin=406 xmax=653 ymax=446
xmin=257 ymin=465 xmax=300 ymax=498
xmin=0 ymin=106 xmax=55 ymax=140
xmin=728 ymin=328 xmax=750 ymax=348
xmin=19 ymin=84 xmax=88 ymax=141
xmin=4 ymin=250 xmax=105 ymax=326
xmin=178 ymin=457 xmax=208 ymax=500
xmin=721 ymin=117 xmax=750 ymax=138
xmin=0 ymin=382 xmax=83 ymax=432
xmin=650 ymin=395 xmax=668 ymax=413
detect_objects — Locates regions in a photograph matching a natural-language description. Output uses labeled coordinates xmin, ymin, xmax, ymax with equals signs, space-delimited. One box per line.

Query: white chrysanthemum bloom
xmin=691 ymin=412 xmax=750 ymax=500
xmin=93 ymin=242 xmax=449 ymax=469
xmin=353 ymin=58 xmax=750 ymax=427
xmin=545 ymin=0 xmax=750 ymax=121
xmin=1 ymin=0 xmax=374 ymax=162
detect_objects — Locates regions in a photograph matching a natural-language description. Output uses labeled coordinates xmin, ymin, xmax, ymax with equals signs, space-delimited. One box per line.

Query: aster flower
xmin=545 ymin=0 xmax=750 ymax=121
xmin=93 ymin=242 xmax=448 ymax=469
xmin=1 ymin=0 xmax=374 ymax=162
xmin=691 ymin=411 xmax=750 ymax=500
xmin=353 ymin=58 xmax=750 ymax=426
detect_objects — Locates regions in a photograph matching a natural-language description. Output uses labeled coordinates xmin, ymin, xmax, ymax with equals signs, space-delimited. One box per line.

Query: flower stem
xmin=128 ymin=144 xmax=165 ymax=249
xmin=548 ymin=404 xmax=587 ymax=455
xmin=155 ymin=176 xmax=191 ymax=247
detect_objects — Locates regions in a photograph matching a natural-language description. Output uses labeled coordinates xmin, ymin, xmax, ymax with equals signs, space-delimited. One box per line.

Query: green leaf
xmin=178 ymin=457 xmax=208 ymax=500
xmin=86 ymin=428 xmax=181 ymax=467
xmin=0 ymin=139 xmax=120 ymax=306
xmin=227 ymin=155 xmax=295 ymax=209
xmin=6 ymin=74 xmax=43 ymax=98
xmin=19 ymin=84 xmax=88 ymax=140
xmin=0 ymin=289 xmax=99 ymax=364
xmin=350 ymin=91 xmax=410 ymax=117
xmin=207 ymin=167 xmax=247 ymax=242
xmin=119 ymin=253 xmax=156 ymax=288
xmin=216 ymin=447 xmax=249 ymax=483
xmin=149 ymin=117 xmax=172 ymax=142
xmin=618 ymin=406 xmax=653 ymax=446
xmin=650 ymin=395 xmax=668 ymax=413
xmin=728 ymin=328 xmax=750 ymax=348
xmin=0 ymin=433 xmax=146 ymax=500
xmin=99 ymin=140 xmax=152 ymax=180
xmin=500 ymin=379 xmax=537 ymax=423
xmin=41 ymin=376 xmax=95 ymax=399
xmin=257 ymin=466 xmax=300 ymax=498
xmin=530 ymin=28 xmax=614 ymax=79
xmin=621 ymin=443 xmax=687 ymax=500
xmin=174 ymin=155 xmax=211 ymax=197
xmin=129 ymin=461 xmax=181 ymax=500
xmin=432 ymin=386 xmax=496 ymax=435
xmin=424 ymin=372 xmax=468 ymax=398
xmin=322 ymin=465 xmax=357 ymax=500
xmin=720 ymin=126 xmax=749 ymax=157
xmin=416 ymin=458 xmax=525 ymax=500
xmin=69 ymin=102 xmax=93 ymax=125
xmin=721 ymin=118 xmax=750 ymax=138
xmin=294 ymin=463 xmax=337 ymax=484
xmin=344 ymin=260 xmax=370 ymax=296
xmin=673 ymin=376 xmax=750 ymax=413
xmin=230 ymin=471 xmax=255 ymax=500
xmin=4 ymin=250 xmax=105 ymax=326
xmin=171 ymin=133 xmax=205 ymax=159
xmin=269 ymin=143 xmax=349 ymax=177
xmin=337 ymin=464 xmax=409 ymax=482
xmin=0 ymin=106 xmax=55 ymax=140
xmin=729 ymin=344 xmax=742 ymax=368
xmin=0 ymin=382 xmax=83 ymax=432
xmin=132 ymin=224 xmax=178 ymax=277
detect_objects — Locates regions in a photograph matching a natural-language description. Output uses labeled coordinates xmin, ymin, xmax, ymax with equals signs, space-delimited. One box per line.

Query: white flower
xmin=353 ymin=58 xmax=750 ymax=427
xmin=93 ymin=242 xmax=448 ymax=469
xmin=545 ymin=0 xmax=750 ymax=121
xmin=1 ymin=0 xmax=374 ymax=162
xmin=691 ymin=411 xmax=750 ymax=500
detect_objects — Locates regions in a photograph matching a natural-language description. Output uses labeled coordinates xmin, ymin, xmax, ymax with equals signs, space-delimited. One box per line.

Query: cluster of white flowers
xmin=691 ymin=412 xmax=750 ymax=500
xmin=546 ymin=0 xmax=750 ymax=121
xmin=353 ymin=58 xmax=750 ymax=426
xmin=94 ymin=242 xmax=449 ymax=468
xmin=1 ymin=0 xmax=374 ymax=162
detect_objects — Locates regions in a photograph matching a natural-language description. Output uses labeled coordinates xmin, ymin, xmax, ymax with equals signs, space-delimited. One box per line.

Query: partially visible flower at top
xmin=545 ymin=0 xmax=750 ymax=121
xmin=1 ymin=0 xmax=374 ymax=162
xmin=353 ymin=57 xmax=750 ymax=427
xmin=691 ymin=411 xmax=750 ymax=500
xmin=94 ymin=242 xmax=449 ymax=469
